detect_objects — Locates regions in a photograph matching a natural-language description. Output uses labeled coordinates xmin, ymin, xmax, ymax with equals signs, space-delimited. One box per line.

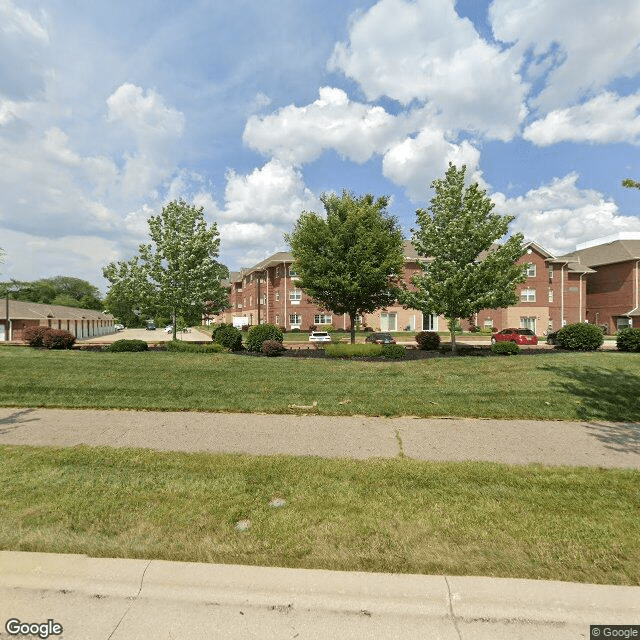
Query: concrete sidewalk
xmin=1 ymin=407 xmax=638 ymax=467
xmin=2 ymin=551 xmax=639 ymax=640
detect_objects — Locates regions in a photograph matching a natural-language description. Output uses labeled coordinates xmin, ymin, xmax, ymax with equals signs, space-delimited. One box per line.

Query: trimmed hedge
xmin=556 ymin=323 xmax=604 ymax=351
xmin=105 ymin=339 xmax=149 ymax=352
xmin=245 ymin=323 xmax=284 ymax=352
xmin=415 ymin=331 xmax=440 ymax=350
xmin=491 ymin=341 xmax=520 ymax=355
xmin=617 ymin=327 xmax=640 ymax=352
xmin=262 ymin=339 xmax=286 ymax=357
xmin=43 ymin=329 xmax=76 ymax=350
xmin=165 ymin=340 xmax=225 ymax=353
xmin=211 ymin=323 xmax=243 ymax=351
xmin=381 ymin=344 xmax=407 ymax=359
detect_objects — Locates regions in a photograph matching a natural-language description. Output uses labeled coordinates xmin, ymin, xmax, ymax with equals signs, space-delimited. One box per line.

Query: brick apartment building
xmin=212 ymin=234 xmax=640 ymax=336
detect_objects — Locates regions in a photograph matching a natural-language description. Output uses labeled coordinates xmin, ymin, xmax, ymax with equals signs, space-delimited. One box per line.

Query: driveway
xmin=79 ymin=327 xmax=213 ymax=344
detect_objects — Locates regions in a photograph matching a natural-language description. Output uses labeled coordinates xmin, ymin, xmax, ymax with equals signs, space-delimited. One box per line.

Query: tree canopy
xmin=400 ymin=164 xmax=527 ymax=353
xmin=285 ymin=191 xmax=405 ymax=343
xmin=103 ymin=200 xmax=229 ymax=338
xmin=622 ymin=178 xmax=640 ymax=190
xmin=0 ymin=275 xmax=103 ymax=310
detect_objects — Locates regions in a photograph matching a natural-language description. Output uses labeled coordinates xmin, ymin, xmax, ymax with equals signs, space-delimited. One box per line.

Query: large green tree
xmin=285 ymin=191 xmax=405 ymax=344
xmin=0 ymin=275 xmax=103 ymax=310
xmin=400 ymin=164 xmax=527 ymax=353
xmin=103 ymin=200 xmax=229 ymax=339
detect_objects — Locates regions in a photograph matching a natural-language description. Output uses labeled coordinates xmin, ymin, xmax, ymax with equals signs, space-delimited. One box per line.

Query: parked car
xmin=146 ymin=321 xmax=156 ymax=331
xmin=309 ymin=331 xmax=332 ymax=343
xmin=364 ymin=332 xmax=397 ymax=344
xmin=491 ymin=328 xmax=538 ymax=345
xmin=114 ymin=324 xmax=124 ymax=331
xmin=165 ymin=325 xmax=174 ymax=333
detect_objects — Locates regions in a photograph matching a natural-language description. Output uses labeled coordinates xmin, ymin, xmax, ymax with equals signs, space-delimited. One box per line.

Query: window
xmin=275 ymin=315 xmax=280 ymax=325
xmin=548 ymin=289 xmax=553 ymax=303
xmin=275 ymin=267 xmax=281 ymax=278
xmin=381 ymin=312 xmax=397 ymax=331
xmin=423 ymin=313 xmax=438 ymax=331
xmin=520 ymin=288 xmax=536 ymax=302
xmin=288 ymin=267 xmax=298 ymax=277
xmin=289 ymin=289 xmax=302 ymax=303
xmin=483 ymin=319 xmax=493 ymax=328
xmin=260 ymin=295 xmax=266 ymax=304
xmin=548 ymin=264 xmax=554 ymax=279
xmin=520 ymin=317 xmax=536 ymax=332
xmin=289 ymin=314 xmax=301 ymax=326
xmin=249 ymin=296 xmax=252 ymax=306
xmin=525 ymin=263 xmax=536 ymax=277
xmin=314 ymin=314 xmax=332 ymax=324
xmin=275 ymin=291 xmax=280 ymax=301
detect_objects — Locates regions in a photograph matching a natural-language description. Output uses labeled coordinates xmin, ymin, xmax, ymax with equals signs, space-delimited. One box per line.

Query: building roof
xmin=0 ymin=299 xmax=113 ymax=322
xmin=558 ymin=239 xmax=640 ymax=268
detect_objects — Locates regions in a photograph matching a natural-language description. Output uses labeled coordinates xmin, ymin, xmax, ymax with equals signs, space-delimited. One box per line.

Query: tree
xmin=0 ymin=276 xmax=102 ymax=309
xmin=103 ymin=200 xmax=229 ymax=339
xmin=400 ymin=164 xmax=527 ymax=354
xmin=285 ymin=191 xmax=405 ymax=344
xmin=622 ymin=178 xmax=640 ymax=190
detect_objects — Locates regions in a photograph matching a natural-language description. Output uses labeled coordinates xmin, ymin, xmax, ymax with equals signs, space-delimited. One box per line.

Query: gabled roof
xmin=558 ymin=239 xmax=640 ymax=268
xmin=523 ymin=240 xmax=595 ymax=273
xmin=1 ymin=299 xmax=113 ymax=321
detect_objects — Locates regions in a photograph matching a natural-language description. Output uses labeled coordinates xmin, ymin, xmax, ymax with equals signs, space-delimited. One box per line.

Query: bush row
xmin=324 ymin=343 xmax=406 ymax=359
xmin=165 ymin=340 xmax=226 ymax=353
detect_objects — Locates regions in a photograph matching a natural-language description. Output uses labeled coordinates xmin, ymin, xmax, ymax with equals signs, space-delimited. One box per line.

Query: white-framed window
xmin=275 ymin=267 xmax=281 ymax=278
xmin=289 ymin=313 xmax=301 ymax=326
xmin=548 ymin=264 xmax=554 ymax=279
xmin=520 ymin=316 xmax=536 ymax=332
xmin=260 ymin=295 xmax=266 ymax=304
xmin=525 ymin=263 xmax=536 ymax=277
xmin=289 ymin=289 xmax=302 ymax=303
xmin=422 ymin=313 xmax=438 ymax=331
xmin=520 ymin=288 xmax=536 ymax=302
xmin=275 ymin=315 xmax=280 ymax=325
xmin=288 ymin=267 xmax=298 ymax=277
xmin=548 ymin=289 xmax=553 ymax=302
xmin=275 ymin=291 xmax=280 ymax=301
xmin=314 ymin=314 xmax=332 ymax=324
xmin=381 ymin=312 xmax=397 ymax=331
xmin=483 ymin=319 xmax=493 ymax=328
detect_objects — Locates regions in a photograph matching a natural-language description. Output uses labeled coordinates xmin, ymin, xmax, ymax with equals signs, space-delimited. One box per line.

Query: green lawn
xmin=2 ymin=445 xmax=638 ymax=585
xmin=1 ymin=347 xmax=638 ymax=420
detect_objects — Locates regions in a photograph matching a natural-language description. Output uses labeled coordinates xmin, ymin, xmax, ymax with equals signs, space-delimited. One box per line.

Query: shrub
xmin=617 ymin=327 xmax=640 ymax=352
xmin=23 ymin=326 xmax=51 ymax=347
xmin=212 ymin=324 xmax=243 ymax=351
xmin=165 ymin=340 xmax=225 ymax=353
xmin=556 ymin=323 xmax=604 ymax=351
xmin=262 ymin=339 xmax=286 ymax=357
xmin=381 ymin=344 xmax=407 ymax=359
xmin=43 ymin=329 xmax=76 ymax=350
xmin=363 ymin=326 xmax=373 ymax=332
xmin=491 ymin=341 xmax=520 ymax=356
xmin=325 ymin=343 xmax=383 ymax=358
xmin=291 ymin=328 xmax=300 ymax=333
xmin=415 ymin=331 xmax=440 ymax=350
xmin=279 ymin=326 xmax=287 ymax=333
xmin=245 ymin=323 xmax=284 ymax=352
xmin=105 ymin=339 xmax=149 ymax=352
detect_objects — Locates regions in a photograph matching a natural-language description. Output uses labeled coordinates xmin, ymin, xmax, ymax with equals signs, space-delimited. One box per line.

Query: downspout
xmin=560 ymin=263 xmax=565 ymax=326
xmin=283 ymin=261 xmax=287 ymax=329
xmin=579 ymin=273 xmax=585 ymax=322
xmin=266 ymin=269 xmax=269 ymax=324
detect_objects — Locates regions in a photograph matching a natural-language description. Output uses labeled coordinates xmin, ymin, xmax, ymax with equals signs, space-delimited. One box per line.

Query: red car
xmin=491 ymin=328 xmax=538 ymax=345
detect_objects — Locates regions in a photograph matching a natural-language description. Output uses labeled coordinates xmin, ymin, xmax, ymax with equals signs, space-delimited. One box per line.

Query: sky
xmin=1 ymin=0 xmax=640 ymax=292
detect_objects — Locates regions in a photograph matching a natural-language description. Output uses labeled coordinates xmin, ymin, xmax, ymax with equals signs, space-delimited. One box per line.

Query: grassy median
xmin=1 ymin=347 xmax=639 ymax=420
xmin=1 ymin=445 xmax=638 ymax=585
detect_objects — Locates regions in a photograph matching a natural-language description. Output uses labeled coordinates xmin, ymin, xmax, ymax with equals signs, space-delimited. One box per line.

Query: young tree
xmin=285 ymin=191 xmax=405 ymax=344
xmin=400 ymin=164 xmax=527 ymax=354
xmin=103 ymin=200 xmax=229 ymax=339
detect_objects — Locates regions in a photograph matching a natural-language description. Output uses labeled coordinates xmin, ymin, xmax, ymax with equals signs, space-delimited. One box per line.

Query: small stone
xmin=235 ymin=520 xmax=251 ymax=531
xmin=269 ymin=498 xmax=286 ymax=508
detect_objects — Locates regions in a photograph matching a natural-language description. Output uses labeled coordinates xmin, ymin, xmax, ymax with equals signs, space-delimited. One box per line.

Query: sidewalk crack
xmin=445 ymin=576 xmax=463 ymax=640
xmin=106 ymin=560 xmax=151 ymax=640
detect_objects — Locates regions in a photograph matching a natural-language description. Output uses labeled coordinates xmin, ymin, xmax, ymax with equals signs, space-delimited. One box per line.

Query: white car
xmin=309 ymin=331 xmax=332 ymax=343
xmin=114 ymin=324 xmax=124 ymax=331
xmin=165 ymin=325 xmax=174 ymax=333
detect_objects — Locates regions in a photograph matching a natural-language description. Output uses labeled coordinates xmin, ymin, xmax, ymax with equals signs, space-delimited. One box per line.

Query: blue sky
xmin=1 ymin=0 xmax=640 ymax=291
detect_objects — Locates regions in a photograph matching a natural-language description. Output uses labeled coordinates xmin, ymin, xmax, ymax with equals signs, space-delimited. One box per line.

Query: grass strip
xmin=1 ymin=348 xmax=639 ymax=421
xmin=1 ymin=445 xmax=638 ymax=585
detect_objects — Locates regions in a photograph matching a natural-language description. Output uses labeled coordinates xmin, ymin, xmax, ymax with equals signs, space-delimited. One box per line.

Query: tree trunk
xmin=350 ymin=312 xmax=356 ymax=344
xmin=448 ymin=317 xmax=457 ymax=354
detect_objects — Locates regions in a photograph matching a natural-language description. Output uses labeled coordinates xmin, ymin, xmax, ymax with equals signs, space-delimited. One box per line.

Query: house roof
xmin=0 ymin=299 xmax=113 ymax=322
xmin=557 ymin=240 xmax=640 ymax=268
xmin=522 ymin=240 xmax=594 ymax=274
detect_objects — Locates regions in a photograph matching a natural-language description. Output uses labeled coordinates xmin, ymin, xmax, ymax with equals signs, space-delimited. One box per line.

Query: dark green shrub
xmin=556 ymin=323 xmax=604 ymax=351
xmin=245 ymin=323 xmax=284 ymax=352
xmin=291 ymin=328 xmax=300 ymax=333
xmin=212 ymin=324 xmax=243 ymax=351
xmin=165 ymin=340 xmax=225 ymax=353
xmin=105 ymin=339 xmax=149 ymax=352
xmin=415 ymin=331 xmax=440 ymax=350
xmin=491 ymin=341 xmax=520 ymax=355
xmin=325 ymin=343 xmax=382 ymax=357
xmin=617 ymin=327 xmax=640 ymax=352
xmin=262 ymin=339 xmax=286 ymax=357
xmin=23 ymin=326 xmax=50 ymax=347
xmin=43 ymin=329 xmax=75 ymax=349
xmin=381 ymin=344 xmax=406 ymax=358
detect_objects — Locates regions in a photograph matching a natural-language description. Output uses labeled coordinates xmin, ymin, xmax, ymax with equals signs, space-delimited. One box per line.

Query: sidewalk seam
xmin=106 ymin=559 xmax=151 ymax=640
xmin=445 ymin=576 xmax=463 ymax=640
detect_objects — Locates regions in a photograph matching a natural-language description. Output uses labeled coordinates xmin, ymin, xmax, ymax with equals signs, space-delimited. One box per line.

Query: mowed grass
xmin=1 ymin=445 xmax=638 ymax=585
xmin=1 ymin=347 xmax=639 ymax=420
